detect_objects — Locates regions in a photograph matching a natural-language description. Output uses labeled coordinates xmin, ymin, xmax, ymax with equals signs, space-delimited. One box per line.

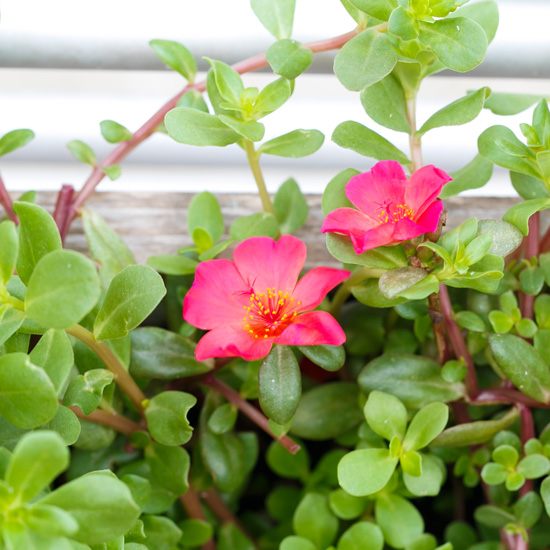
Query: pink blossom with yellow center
xmin=322 ymin=160 xmax=452 ymax=254
xmin=184 ymin=235 xmax=350 ymax=361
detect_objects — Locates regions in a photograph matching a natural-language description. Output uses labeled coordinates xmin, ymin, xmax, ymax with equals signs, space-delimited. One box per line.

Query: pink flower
xmin=321 ymin=160 xmax=451 ymax=254
xmin=184 ymin=235 xmax=350 ymax=361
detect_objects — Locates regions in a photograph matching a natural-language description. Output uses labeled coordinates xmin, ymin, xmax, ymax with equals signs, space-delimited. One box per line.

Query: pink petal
xmin=360 ymin=223 xmax=397 ymax=252
xmin=184 ymin=259 xmax=248 ymax=330
xmin=405 ymin=165 xmax=451 ymax=218
xmin=275 ymin=310 xmax=346 ymax=346
xmin=293 ymin=267 xmax=351 ymax=311
xmin=345 ymin=161 xmax=408 ymax=219
xmin=233 ymin=235 xmax=306 ymax=294
xmin=195 ymin=325 xmax=273 ymax=361
xmin=321 ymin=207 xmax=378 ymax=254
xmin=416 ymin=200 xmax=444 ymax=232
xmin=392 ymin=217 xmax=433 ymax=241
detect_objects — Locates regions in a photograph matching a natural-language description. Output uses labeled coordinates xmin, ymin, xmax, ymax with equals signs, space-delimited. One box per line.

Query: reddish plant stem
xmin=473 ymin=388 xmax=550 ymax=408
xmin=202 ymin=375 xmax=300 ymax=454
xmin=439 ymin=284 xmax=479 ymax=398
xmin=520 ymin=212 xmax=540 ymax=320
xmin=539 ymin=222 xmax=550 ymax=254
xmin=200 ymin=487 xmax=256 ymax=547
xmin=180 ymin=488 xmax=216 ymax=550
xmin=69 ymin=405 xmax=141 ymax=436
xmin=427 ymin=292 xmax=449 ymax=364
xmin=63 ymin=28 xmax=361 ymax=236
xmin=0 ymin=171 xmax=17 ymax=223
xmin=518 ymin=403 xmax=535 ymax=497
xmin=53 ymin=184 xmax=75 ymax=237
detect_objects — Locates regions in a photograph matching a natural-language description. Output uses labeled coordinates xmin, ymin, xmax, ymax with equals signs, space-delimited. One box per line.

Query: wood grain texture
xmin=16 ymin=192 xmax=522 ymax=269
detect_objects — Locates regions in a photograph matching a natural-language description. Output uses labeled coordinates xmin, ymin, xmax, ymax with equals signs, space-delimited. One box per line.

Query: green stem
xmin=406 ymin=94 xmax=423 ymax=172
xmin=329 ymin=266 xmax=384 ymax=317
xmin=67 ymin=324 xmax=147 ymax=416
xmin=243 ymin=140 xmax=275 ymax=215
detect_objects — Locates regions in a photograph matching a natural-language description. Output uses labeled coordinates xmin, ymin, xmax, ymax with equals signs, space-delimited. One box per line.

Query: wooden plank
xmin=15 ymin=192 xmax=522 ymax=269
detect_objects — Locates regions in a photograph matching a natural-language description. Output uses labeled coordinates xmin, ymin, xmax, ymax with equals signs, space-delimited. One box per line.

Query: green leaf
xmin=273 ymin=178 xmax=308 ymax=234
xmin=41 ymin=471 xmax=140 ymax=545
xmin=359 ymin=354 xmax=466 ymax=408
xmin=187 ymin=191 xmax=224 ymax=245
xmin=229 ymin=212 xmax=278 ymax=240
xmin=448 ymin=1 xmax=499 ymax=44
xmin=93 ymin=265 xmax=166 ymax=340
xmin=25 ymin=504 xmax=79 ymax=538
xmin=476 ymin=219 xmax=523 ymax=257
xmin=145 ymin=443 xmax=190 ymax=495
xmin=0 ymin=220 xmax=18 ymax=286
xmin=417 ymin=88 xmax=491 ymax=137
xmin=388 ymin=7 xmax=418 ymax=40
xmin=25 ymin=250 xmax=100 ymax=330
xmin=502 ymin=199 xmax=550 ymax=236
xmin=30 ymin=329 xmax=74 ymax=393
xmin=337 ymin=522 xmax=384 ymax=550
xmin=533 ymin=99 xmax=550 ymax=148
xmin=403 ymin=453 xmax=446 ymax=497
xmin=259 ymin=345 xmax=301 ymax=425
xmin=376 ymin=494 xmax=424 ymax=548
xmin=379 ymin=267 xmax=429 ymax=299
xmin=484 ymin=93 xmax=543 ymax=116
xmin=520 ymin=266 xmax=544 ymax=295
xmin=149 ymin=39 xmax=196 ymax=81
xmin=326 ymin=233 xmax=408 ymax=269
xmin=431 ymin=409 xmax=519 ymax=447
xmin=205 ymin=58 xmax=244 ymax=107
xmin=0 ymin=309 xmax=25 ymax=347
xmin=291 ymin=382 xmax=363 ymax=440
xmin=267 ymin=439 xmax=309 ymax=481
xmin=176 ymin=519 xmax=212 ymax=547
xmin=322 ymin=169 xmax=358 ymax=216
xmin=251 ymin=0 xmax=295 ymax=39
xmin=266 ymin=39 xmax=313 ymax=79
xmin=253 ymin=77 xmax=292 ymax=117
xmin=280 ymin=536 xmax=317 ymax=550
xmin=478 ymin=125 xmax=542 ymax=179
xmin=334 ymin=29 xmax=397 ymax=91
xmin=259 ymin=129 xmax=324 ymax=158
xmin=338 ymin=448 xmax=397 ymax=496
xmin=207 ymin=403 xmax=238 ymax=434
xmin=364 ymin=390 xmax=407 ymax=441
xmin=13 ymin=201 xmax=62 ymax=286
xmin=0 ymin=353 xmax=59 ymax=429
xmin=47 ymin=405 xmax=81 ymax=445
xmin=67 ymin=140 xmax=96 ymax=166
xmin=63 ymin=369 xmax=114 ymax=415
xmin=293 ymin=493 xmax=339 ymax=549
xmin=136 ymin=515 xmax=182 ymax=550
xmin=298 ymin=344 xmax=345 ymax=372
xmin=177 ymin=90 xmax=209 ymax=113
xmin=515 ymin=492 xmax=542 ymax=529
xmin=130 ymin=327 xmax=211 ymax=380
xmin=99 ymin=120 xmax=132 ymax=144
xmin=146 ymin=254 xmax=199 ymax=276
xmin=0 ymin=129 xmax=34 ymax=157
xmin=7 ymin=431 xmax=69 ymax=502
xmin=329 ymin=489 xmax=368 ymax=521
xmin=218 ymin=115 xmax=265 ymax=142
xmin=81 ymin=209 xmax=135 ymax=289
xmin=349 ymin=0 xmax=396 ymax=20
xmin=165 ymin=108 xmax=241 ymax=147
xmin=218 ymin=523 xmax=255 ymax=550
xmin=540 ymin=477 xmax=550 ymax=518
xmin=101 ymin=164 xmax=121 ymax=181
xmin=403 ymin=402 xmax=449 ymax=451
xmin=332 ymin=121 xmax=410 ymax=164
xmin=517 ymin=454 xmax=550 ymax=479
xmin=145 ymin=391 xmax=196 ymax=446
xmin=360 ymin=74 xmax=410 ymax=133
xmin=418 ymin=17 xmax=487 ymax=72
xmin=474 ymin=505 xmax=516 ymax=528
xmin=488 ymin=333 xmax=550 ymax=403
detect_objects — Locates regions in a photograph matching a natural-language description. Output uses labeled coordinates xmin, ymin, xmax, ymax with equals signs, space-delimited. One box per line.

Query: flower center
xmin=377 ymin=203 xmax=414 ymax=225
xmin=242 ymin=287 xmax=299 ymax=339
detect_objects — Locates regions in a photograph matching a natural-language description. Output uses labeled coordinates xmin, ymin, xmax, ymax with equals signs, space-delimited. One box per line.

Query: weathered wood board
xmin=18 ymin=193 xmax=521 ymax=269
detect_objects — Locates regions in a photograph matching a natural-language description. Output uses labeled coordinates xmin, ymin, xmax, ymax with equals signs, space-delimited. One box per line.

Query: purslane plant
xmin=2 ymin=1 xmax=550 ymax=550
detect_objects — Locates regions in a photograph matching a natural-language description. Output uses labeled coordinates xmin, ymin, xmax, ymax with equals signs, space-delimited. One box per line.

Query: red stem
xmin=473 ymin=388 xmax=550 ymax=408
xmin=0 ymin=171 xmax=17 ymax=223
xmin=69 ymin=405 xmax=141 ymax=436
xmin=202 ymin=375 xmax=300 ymax=454
xmin=439 ymin=284 xmax=479 ymax=398
xmin=518 ymin=403 xmax=535 ymax=497
xmin=180 ymin=488 xmax=216 ymax=550
xmin=63 ymin=28 xmax=360 ymax=231
xmin=53 ymin=184 xmax=75 ymax=239
xmin=519 ymin=212 xmax=540 ymax=320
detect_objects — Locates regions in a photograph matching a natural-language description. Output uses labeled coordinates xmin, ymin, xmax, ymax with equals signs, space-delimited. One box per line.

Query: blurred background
xmin=0 ymin=0 xmax=548 ymax=196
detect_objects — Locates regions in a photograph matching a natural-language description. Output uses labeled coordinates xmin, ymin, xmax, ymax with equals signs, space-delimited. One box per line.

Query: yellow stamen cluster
xmin=242 ymin=287 xmax=300 ymax=339
xmin=377 ymin=203 xmax=414 ymax=225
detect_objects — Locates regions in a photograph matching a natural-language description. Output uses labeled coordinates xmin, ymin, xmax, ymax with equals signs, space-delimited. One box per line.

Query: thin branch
xmin=69 ymin=405 xmax=141 ymax=436
xmin=473 ymin=388 xmax=550 ymax=408
xmin=406 ymin=96 xmax=422 ymax=173
xmin=243 ymin=139 xmax=274 ymax=215
xmin=520 ymin=212 xmax=540 ymax=320
xmin=53 ymin=184 xmax=75 ymax=239
xmin=0 ymin=171 xmax=17 ymax=223
xmin=427 ymin=292 xmax=449 ymax=364
xmin=67 ymin=324 xmax=147 ymax=416
xmin=180 ymin=488 xmax=216 ymax=550
xmin=202 ymin=375 xmax=300 ymax=454
xmin=439 ymin=284 xmax=478 ymax=398
xmin=64 ymin=28 xmax=363 ymax=231
xmin=518 ymin=403 xmax=535 ymax=497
